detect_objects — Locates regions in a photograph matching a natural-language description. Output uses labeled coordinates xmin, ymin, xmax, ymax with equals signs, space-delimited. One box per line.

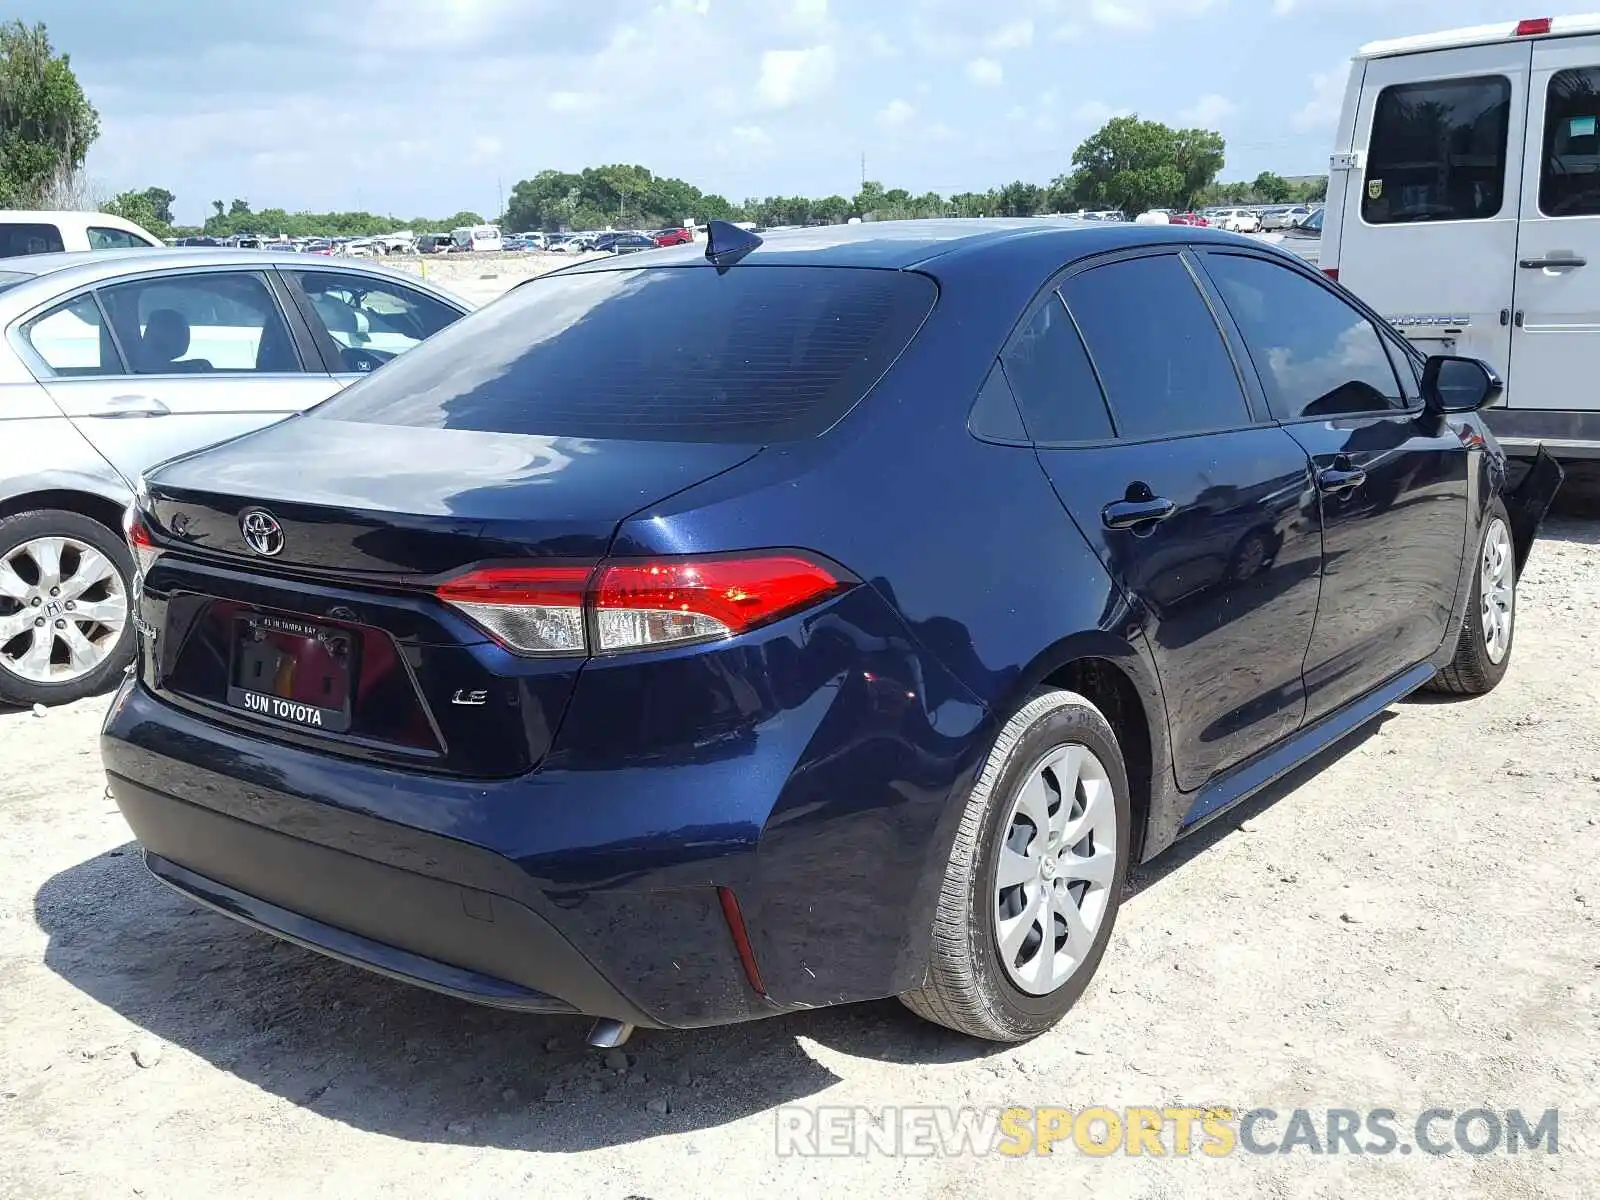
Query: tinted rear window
xmin=0 ymin=223 xmax=66 ymax=258
xmin=310 ymin=266 xmax=936 ymax=442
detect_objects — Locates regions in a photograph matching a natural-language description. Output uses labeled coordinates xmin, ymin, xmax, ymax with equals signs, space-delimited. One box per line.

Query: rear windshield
xmin=0 ymin=223 xmax=66 ymax=259
xmin=310 ymin=265 xmax=937 ymax=442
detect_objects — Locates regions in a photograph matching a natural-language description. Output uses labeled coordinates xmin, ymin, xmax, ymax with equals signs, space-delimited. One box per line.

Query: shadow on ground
xmin=31 ymin=705 xmax=1397 ymax=1151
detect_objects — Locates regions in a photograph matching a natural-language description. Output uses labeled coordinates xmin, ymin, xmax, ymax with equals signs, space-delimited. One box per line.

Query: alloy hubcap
xmin=0 ymin=536 xmax=127 ymax=685
xmin=993 ymin=742 xmax=1117 ymax=996
xmin=1479 ymin=517 xmax=1514 ymax=665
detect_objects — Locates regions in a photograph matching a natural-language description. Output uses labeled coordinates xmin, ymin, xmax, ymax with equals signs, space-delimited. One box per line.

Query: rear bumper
xmin=120 ymin=776 xmax=652 ymax=1023
xmin=1483 ymin=407 xmax=1600 ymax=460
xmin=101 ymin=577 xmax=989 ymax=1025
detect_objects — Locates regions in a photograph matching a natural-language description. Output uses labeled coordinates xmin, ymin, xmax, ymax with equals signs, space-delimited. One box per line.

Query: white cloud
xmin=877 ymin=98 xmax=916 ymax=128
xmin=1051 ymin=22 xmax=1085 ymax=40
xmin=966 ymin=57 xmax=1004 ymax=86
xmin=731 ymin=124 xmax=772 ymax=146
xmin=1086 ymin=0 xmax=1220 ymax=32
xmin=755 ymin=44 xmax=837 ymax=107
xmin=1179 ymin=93 xmax=1237 ymax=126
xmin=546 ymin=90 xmax=595 ymax=112
xmin=1071 ymin=99 xmax=1130 ymax=125
xmin=985 ymin=18 xmax=1035 ymax=51
xmin=668 ymin=0 xmax=711 ymax=12
xmin=788 ymin=0 xmax=829 ymax=28
xmin=1292 ymin=64 xmax=1349 ymax=132
xmin=468 ymin=134 xmax=503 ymax=164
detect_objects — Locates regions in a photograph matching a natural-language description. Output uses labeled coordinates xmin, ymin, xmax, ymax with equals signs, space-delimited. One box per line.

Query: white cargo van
xmin=1322 ymin=14 xmax=1600 ymax=460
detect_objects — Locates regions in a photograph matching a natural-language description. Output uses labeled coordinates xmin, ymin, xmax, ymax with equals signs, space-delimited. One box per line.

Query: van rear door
xmin=1508 ymin=36 xmax=1600 ymax=414
xmin=1336 ymin=42 xmax=1531 ymax=391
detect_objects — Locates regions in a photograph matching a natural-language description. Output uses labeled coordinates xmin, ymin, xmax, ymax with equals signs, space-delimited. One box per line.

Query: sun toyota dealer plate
xmin=227 ymin=614 xmax=357 ymax=732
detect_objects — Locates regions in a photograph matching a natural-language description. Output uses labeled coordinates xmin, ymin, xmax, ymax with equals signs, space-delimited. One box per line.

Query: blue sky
xmin=28 ymin=0 xmax=1534 ymax=223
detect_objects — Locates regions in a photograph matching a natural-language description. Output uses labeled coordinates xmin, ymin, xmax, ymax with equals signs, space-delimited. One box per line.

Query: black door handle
xmin=1102 ymin=496 xmax=1178 ymax=529
xmin=1519 ymin=255 xmax=1586 ymax=269
xmin=1317 ymin=466 xmax=1367 ymax=494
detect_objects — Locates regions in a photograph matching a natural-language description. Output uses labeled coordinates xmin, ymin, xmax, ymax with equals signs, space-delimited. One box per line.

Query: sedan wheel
xmin=993 ymin=744 xmax=1117 ymax=995
xmin=1479 ymin=516 xmax=1514 ymax=665
xmin=0 ymin=511 xmax=135 ymax=707
xmin=901 ymin=688 xmax=1132 ymax=1041
xmin=1426 ymin=499 xmax=1516 ymax=696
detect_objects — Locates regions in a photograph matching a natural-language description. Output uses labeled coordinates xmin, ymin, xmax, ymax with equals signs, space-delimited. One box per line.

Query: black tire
xmin=1425 ymin=498 xmax=1515 ymax=696
xmin=901 ymin=688 xmax=1133 ymax=1041
xmin=0 ymin=509 xmax=135 ymax=708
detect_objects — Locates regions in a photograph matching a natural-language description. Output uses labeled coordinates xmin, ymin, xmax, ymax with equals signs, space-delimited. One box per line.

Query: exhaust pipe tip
xmin=586 ymin=1018 xmax=635 ymax=1049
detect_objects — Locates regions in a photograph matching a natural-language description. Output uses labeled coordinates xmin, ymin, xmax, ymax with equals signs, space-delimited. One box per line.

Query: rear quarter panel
xmin=605 ymin=255 xmax=1177 ymax=1001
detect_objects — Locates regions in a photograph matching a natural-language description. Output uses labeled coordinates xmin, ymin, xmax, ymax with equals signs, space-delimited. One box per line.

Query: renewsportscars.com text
xmin=774 ymin=1105 xmax=1559 ymax=1158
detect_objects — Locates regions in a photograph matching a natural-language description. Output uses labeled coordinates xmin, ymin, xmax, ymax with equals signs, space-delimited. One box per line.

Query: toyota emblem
xmin=239 ymin=508 xmax=285 ymax=557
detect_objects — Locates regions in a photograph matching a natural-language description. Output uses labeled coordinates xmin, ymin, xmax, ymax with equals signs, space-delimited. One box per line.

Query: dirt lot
xmin=0 ymin=510 xmax=1597 ymax=1199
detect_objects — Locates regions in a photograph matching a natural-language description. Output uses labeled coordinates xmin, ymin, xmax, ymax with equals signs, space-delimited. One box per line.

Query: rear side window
xmin=21 ymin=294 xmax=119 ymax=376
xmin=0 ymin=223 xmax=65 ymax=258
xmin=1540 ymin=66 xmax=1600 ymax=216
xmin=998 ymin=295 xmax=1113 ymax=443
xmin=311 ymin=266 xmax=937 ymax=442
xmin=87 ymin=226 xmax=151 ymax=250
xmin=1061 ymin=254 xmax=1250 ymax=440
xmin=1203 ymin=253 xmax=1404 ymax=420
xmin=1362 ymin=76 xmax=1511 ymax=225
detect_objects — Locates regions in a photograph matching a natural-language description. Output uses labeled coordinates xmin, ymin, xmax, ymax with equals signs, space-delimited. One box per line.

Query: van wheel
xmin=1426 ymin=499 xmax=1515 ymax=696
xmin=0 ymin=509 xmax=134 ymax=708
xmin=901 ymin=688 xmax=1132 ymax=1041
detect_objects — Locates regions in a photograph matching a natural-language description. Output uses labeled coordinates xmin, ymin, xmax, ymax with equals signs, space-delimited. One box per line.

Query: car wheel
xmin=1226 ymin=529 xmax=1273 ymax=584
xmin=901 ymin=688 xmax=1132 ymax=1041
xmin=1425 ymin=499 xmax=1515 ymax=696
xmin=0 ymin=509 xmax=134 ymax=708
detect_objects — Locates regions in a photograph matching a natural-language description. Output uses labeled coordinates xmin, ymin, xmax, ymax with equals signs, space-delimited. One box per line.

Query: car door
xmin=1336 ymin=44 xmax=1529 ymax=390
xmin=21 ymin=268 xmax=338 ymax=485
xmin=1197 ymin=249 xmax=1470 ymax=725
xmin=1015 ymin=249 xmax=1323 ymax=792
xmin=281 ymin=268 xmax=466 ymax=382
xmin=1508 ymin=37 xmax=1600 ymax=411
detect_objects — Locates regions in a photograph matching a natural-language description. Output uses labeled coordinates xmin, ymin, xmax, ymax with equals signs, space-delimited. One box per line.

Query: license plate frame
xmin=226 ymin=613 xmax=358 ymax=734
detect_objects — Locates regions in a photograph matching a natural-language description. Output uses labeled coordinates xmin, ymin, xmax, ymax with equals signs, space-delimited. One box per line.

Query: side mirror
xmin=1421 ymin=354 xmax=1503 ymax=415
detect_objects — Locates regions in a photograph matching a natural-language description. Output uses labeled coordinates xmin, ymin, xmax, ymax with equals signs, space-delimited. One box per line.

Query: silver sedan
xmin=0 ymin=248 xmax=470 ymax=707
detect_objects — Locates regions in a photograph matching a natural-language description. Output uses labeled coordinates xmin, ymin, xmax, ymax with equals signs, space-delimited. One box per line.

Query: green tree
xmin=101 ymin=188 xmax=172 ymax=238
xmin=0 ymin=21 xmax=100 ymax=208
xmin=993 ymin=180 xmax=1044 ymax=217
xmin=1066 ymin=115 xmax=1225 ymax=214
xmin=1252 ymin=171 xmax=1291 ymax=202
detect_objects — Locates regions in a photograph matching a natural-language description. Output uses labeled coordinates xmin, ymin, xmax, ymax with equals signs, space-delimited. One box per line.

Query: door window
xmin=96 ymin=271 xmax=300 ymax=374
xmin=997 ymin=295 xmax=1114 ymax=443
xmin=294 ymin=272 xmax=462 ymax=372
xmin=1060 ymin=254 xmax=1251 ymax=440
xmin=1539 ymin=66 xmax=1600 ymax=216
xmin=1362 ymin=76 xmax=1512 ymax=225
xmin=20 ymin=294 xmax=121 ymax=377
xmin=0 ymin=223 xmax=66 ymax=258
xmin=87 ymin=226 xmax=153 ymax=250
xmin=1203 ymin=253 xmax=1405 ymax=420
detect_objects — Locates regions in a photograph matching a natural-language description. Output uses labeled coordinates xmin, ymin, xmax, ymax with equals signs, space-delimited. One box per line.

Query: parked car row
xmin=22 ymin=219 xmax=1553 ymax=1055
xmin=0 ymin=248 xmax=471 ymax=707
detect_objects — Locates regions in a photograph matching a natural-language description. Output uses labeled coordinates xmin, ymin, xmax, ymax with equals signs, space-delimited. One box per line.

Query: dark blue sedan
xmin=103 ymin=219 xmax=1562 ymax=1044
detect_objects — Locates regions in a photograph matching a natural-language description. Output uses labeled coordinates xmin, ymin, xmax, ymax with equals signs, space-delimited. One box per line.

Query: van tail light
xmin=1514 ymin=17 xmax=1552 ymax=35
xmin=1322 ymin=267 xmax=1340 ymax=282
xmin=122 ymin=508 xmax=163 ymax=576
xmin=435 ymin=552 xmax=852 ymax=657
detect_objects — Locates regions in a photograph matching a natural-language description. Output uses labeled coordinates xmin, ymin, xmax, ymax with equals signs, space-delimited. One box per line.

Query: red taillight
xmin=593 ymin=554 xmax=846 ymax=652
xmin=1322 ymin=267 xmax=1339 ymax=282
xmin=435 ymin=565 xmax=590 ymax=655
xmin=1514 ymin=16 xmax=1552 ymax=35
xmin=434 ymin=552 xmax=850 ymax=657
xmin=122 ymin=507 xmax=162 ymax=576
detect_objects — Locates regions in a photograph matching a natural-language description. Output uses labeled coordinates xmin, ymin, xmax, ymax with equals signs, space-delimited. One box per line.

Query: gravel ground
xmin=0 ymin=510 xmax=1596 ymax=1200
